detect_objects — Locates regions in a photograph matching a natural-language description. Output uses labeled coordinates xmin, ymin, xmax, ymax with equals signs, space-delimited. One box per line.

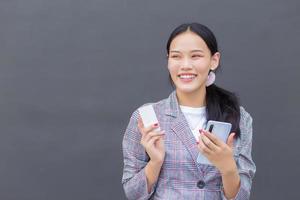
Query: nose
xmin=180 ymin=58 xmax=192 ymax=70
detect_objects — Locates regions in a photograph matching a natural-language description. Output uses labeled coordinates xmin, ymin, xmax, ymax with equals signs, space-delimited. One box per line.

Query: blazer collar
xmin=164 ymin=90 xmax=180 ymax=118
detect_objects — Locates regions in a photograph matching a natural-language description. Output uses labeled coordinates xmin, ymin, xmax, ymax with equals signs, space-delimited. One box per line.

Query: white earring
xmin=206 ymin=71 xmax=216 ymax=87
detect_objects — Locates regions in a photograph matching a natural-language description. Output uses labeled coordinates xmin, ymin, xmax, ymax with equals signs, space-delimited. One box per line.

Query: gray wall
xmin=0 ymin=0 xmax=299 ymax=199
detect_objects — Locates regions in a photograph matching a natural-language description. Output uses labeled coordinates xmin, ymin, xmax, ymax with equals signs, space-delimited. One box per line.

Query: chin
xmin=175 ymin=83 xmax=204 ymax=94
xmin=176 ymin=86 xmax=200 ymax=94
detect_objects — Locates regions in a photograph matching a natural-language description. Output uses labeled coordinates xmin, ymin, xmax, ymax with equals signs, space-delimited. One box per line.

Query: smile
xmin=177 ymin=74 xmax=197 ymax=82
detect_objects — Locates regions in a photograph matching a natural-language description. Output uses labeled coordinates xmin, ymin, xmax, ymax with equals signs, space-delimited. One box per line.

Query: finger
xmin=137 ymin=116 xmax=144 ymax=128
xmin=200 ymin=133 xmax=219 ymax=152
xmin=226 ymin=132 xmax=236 ymax=148
xmin=143 ymin=123 xmax=160 ymax=135
xmin=141 ymin=130 xmax=164 ymax=146
xmin=200 ymin=129 xmax=223 ymax=147
xmin=147 ymin=134 xmax=165 ymax=146
xmin=137 ymin=117 xmax=145 ymax=134
xmin=144 ymin=130 xmax=165 ymax=142
xmin=138 ymin=115 xmax=159 ymax=135
xmin=197 ymin=135 xmax=212 ymax=155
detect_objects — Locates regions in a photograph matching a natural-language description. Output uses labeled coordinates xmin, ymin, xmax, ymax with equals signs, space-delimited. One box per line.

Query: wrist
xmin=145 ymin=160 xmax=163 ymax=194
xmin=149 ymin=159 xmax=164 ymax=167
xmin=220 ymin=159 xmax=238 ymax=176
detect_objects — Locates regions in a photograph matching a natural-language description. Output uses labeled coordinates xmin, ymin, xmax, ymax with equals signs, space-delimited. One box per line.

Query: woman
xmin=122 ymin=23 xmax=256 ymax=199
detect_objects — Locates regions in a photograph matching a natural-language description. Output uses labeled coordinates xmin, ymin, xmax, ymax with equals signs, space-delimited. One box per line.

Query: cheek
xmin=193 ymin=60 xmax=211 ymax=72
xmin=167 ymin=62 xmax=179 ymax=75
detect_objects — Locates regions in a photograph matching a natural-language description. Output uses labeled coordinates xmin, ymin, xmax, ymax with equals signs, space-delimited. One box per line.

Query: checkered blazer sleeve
xmin=221 ymin=107 xmax=256 ymax=200
xmin=122 ymin=109 xmax=157 ymax=200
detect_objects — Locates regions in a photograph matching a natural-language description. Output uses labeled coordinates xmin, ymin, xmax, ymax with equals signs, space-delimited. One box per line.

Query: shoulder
xmin=239 ymin=106 xmax=253 ymax=127
xmin=239 ymin=106 xmax=254 ymax=145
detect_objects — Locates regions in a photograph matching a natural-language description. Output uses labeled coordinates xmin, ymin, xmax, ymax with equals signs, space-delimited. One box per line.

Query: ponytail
xmin=206 ymin=84 xmax=241 ymax=137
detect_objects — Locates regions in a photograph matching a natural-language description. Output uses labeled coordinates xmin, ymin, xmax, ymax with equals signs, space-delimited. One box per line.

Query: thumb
xmin=226 ymin=132 xmax=235 ymax=148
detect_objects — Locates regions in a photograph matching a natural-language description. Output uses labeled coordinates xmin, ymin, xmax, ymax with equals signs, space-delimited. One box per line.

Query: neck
xmin=176 ymin=87 xmax=206 ymax=108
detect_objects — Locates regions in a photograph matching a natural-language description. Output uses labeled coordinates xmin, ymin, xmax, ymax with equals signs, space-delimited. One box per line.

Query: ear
xmin=210 ymin=52 xmax=220 ymax=71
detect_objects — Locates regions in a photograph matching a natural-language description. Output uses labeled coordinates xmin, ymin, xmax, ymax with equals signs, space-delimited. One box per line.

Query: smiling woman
xmin=122 ymin=23 xmax=256 ymax=200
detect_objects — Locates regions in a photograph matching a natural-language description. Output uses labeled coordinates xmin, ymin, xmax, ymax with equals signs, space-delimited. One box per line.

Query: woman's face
xmin=167 ymin=31 xmax=220 ymax=94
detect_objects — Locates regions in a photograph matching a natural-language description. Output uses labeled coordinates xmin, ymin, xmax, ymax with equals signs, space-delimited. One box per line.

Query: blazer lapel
xmin=170 ymin=117 xmax=200 ymax=166
xmin=165 ymin=91 xmax=203 ymax=175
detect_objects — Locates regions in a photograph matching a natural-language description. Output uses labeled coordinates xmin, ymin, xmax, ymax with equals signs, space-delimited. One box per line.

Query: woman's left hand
xmin=197 ymin=129 xmax=237 ymax=174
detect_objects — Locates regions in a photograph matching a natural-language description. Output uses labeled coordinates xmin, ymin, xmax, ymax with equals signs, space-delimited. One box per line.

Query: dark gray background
xmin=0 ymin=0 xmax=299 ymax=199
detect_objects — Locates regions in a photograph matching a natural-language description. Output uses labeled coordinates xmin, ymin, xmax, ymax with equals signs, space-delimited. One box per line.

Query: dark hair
xmin=166 ymin=23 xmax=241 ymax=137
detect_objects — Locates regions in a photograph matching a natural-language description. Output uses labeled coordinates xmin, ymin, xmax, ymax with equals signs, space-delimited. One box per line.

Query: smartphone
xmin=138 ymin=105 xmax=160 ymax=131
xmin=197 ymin=120 xmax=232 ymax=165
xmin=205 ymin=120 xmax=232 ymax=143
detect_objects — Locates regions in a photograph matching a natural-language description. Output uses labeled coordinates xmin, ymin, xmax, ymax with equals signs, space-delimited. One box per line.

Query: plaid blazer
xmin=122 ymin=91 xmax=256 ymax=200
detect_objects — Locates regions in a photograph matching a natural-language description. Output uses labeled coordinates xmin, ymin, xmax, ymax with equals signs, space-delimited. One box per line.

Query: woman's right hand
xmin=137 ymin=116 xmax=166 ymax=164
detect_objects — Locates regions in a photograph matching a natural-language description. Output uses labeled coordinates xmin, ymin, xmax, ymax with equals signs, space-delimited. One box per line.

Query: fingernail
xmin=154 ymin=123 xmax=158 ymax=127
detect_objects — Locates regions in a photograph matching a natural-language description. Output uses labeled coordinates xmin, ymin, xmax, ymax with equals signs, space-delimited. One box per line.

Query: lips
xmin=177 ymin=73 xmax=197 ymax=82
xmin=178 ymin=73 xmax=197 ymax=78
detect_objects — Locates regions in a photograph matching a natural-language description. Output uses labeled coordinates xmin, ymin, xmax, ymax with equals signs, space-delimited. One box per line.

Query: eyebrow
xmin=191 ymin=49 xmax=204 ymax=53
xmin=169 ymin=49 xmax=204 ymax=53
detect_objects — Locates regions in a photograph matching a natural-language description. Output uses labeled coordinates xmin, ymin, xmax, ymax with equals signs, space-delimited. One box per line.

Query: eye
xmin=192 ymin=54 xmax=203 ymax=58
xmin=171 ymin=55 xmax=180 ymax=58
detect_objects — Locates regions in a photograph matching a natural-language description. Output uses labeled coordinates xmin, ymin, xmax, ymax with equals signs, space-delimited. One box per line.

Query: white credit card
xmin=138 ymin=105 xmax=160 ymax=131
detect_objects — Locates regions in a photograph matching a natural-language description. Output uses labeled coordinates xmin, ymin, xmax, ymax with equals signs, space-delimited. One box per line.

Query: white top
xmin=179 ymin=105 xmax=207 ymax=142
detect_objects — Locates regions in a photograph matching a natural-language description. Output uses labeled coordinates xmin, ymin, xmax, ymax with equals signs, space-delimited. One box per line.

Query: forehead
xmin=169 ymin=31 xmax=209 ymax=52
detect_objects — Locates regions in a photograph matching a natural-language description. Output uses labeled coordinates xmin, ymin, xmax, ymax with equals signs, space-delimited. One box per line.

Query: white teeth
xmin=179 ymin=75 xmax=196 ymax=79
